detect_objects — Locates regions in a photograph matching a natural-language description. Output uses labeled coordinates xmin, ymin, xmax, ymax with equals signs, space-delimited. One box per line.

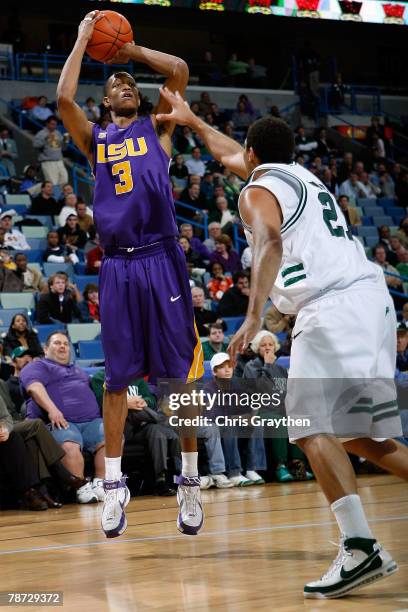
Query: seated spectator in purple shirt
xmin=209 ymin=234 xmax=242 ymax=275
xmin=179 ymin=223 xmax=211 ymax=260
xmin=20 ymin=331 xmax=104 ymax=504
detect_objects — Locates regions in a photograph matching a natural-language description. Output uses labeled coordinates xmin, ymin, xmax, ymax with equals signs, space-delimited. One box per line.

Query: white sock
xmin=331 ymin=494 xmax=374 ymax=539
xmin=104 ymin=457 xmax=122 ymax=481
xmin=181 ymin=451 xmax=198 ymax=477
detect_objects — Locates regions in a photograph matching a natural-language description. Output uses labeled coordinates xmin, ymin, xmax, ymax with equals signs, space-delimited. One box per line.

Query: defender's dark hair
xmin=246 ymin=117 xmax=295 ymax=164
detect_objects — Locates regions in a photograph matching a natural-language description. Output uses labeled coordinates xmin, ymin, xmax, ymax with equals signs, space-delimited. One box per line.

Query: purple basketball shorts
xmin=99 ymin=238 xmax=204 ymax=391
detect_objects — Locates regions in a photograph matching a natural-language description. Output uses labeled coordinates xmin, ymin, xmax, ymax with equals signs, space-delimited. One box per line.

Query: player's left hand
xmin=106 ymin=42 xmax=136 ymax=65
xmin=227 ymin=315 xmax=261 ymax=366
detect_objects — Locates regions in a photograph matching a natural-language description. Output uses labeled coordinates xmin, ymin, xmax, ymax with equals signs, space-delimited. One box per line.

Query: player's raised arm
xmin=56 ymin=11 xmax=103 ymax=164
xmin=228 ymin=187 xmax=283 ymax=357
xmin=156 ymin=88 xmax=248 ymax=179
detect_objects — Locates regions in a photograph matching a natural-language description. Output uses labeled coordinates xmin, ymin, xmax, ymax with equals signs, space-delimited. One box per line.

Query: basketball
xmin=86 ymin=11 xmax=133 ymax=63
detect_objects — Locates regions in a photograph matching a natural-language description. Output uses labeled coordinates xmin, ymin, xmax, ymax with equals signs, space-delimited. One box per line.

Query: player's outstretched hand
xmin=156 ymin=88 xmax=196 ymax=126
xmin=227 ymin=315 xmax=261 ymax=365
xmin=78 ymin=10 xmax=104 ymax=43
xmin=106 ymin=42 xmax=136 ymax=65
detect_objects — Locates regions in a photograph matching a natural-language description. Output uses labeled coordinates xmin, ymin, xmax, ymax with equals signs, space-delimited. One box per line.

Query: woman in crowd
xmin=2 ymin=313 xmax=43 ymax=358
xmin=209 ymin=234 xmax=242 ymax=275
xmin=243 ymin=331 xmax=313 ymax=482
xmin=79 ymin=283 xmax=100 ymax=323
xmin=207 ymin=261 xmax=233 ymax=301
xmin=178 ymin=236 xmax=206 ymax=268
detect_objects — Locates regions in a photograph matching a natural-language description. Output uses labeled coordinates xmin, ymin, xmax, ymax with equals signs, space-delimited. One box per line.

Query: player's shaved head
xmin=104 ymin=72 xmax=137 ymax=96
xmin=246 ymin=117 xmax=295 ymax=165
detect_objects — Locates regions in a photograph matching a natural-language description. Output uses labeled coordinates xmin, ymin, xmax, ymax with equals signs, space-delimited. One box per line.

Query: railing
xmin=383 ymin=270 xmax=408 ymax=299
xmin=174 ymin=200 xmax=208 ymax=240
xmin=319 ymin=85 xmax=382 ymax=117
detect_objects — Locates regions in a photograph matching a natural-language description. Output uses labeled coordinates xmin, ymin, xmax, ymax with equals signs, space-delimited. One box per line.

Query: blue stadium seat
xmin=24 ymin=215 xmax=54 ymax=230
xmin=379 ymin=197 xmax=397 ymax=209
xmin=373 ymin=216 xmax=393 ymax=227
xmin=75 ymin=262 xmax=87 ymax=275
xmin=388 ymin=208 xmax=405 ymax=223
xmin=276 ymin=332 xmax=288 ymax=343
xmin=0 ymin=308 xmax=28 ymax=327
xmin=73 ymin=275 xmax=99 ymax=293
xmin=357 ymin=226 xmax=378 ymax=238
xmin=27 ymin=238 xmax=47 ymax=250
xmin=365 ymin=236 xmax=380 ymax=247
xmin=363 ymin=206 xmax=384 ymax=217
xmin=203 ymin=360 xmax=213 ymax=380
xmin=78 ymin=340 xmax=104 ymax=360
xmin=361 ymin=216 xmax=373 ymax=226
xmin=223 ymin=316 xmax=245 ymax=335
xmin=276 ymin=356 xmax=290 ymax=369
xmin=43 ymin=262 xmax=75 ymax=277
xmin=23 ymin=249 xmax=44 ymax=263
xmin=35 ymin=323 xmax=65 ymax=344
xmin=2 ymin=204 xmax=28 ymax=215
xmin=357 ymin=198 xmax=377 ymax=208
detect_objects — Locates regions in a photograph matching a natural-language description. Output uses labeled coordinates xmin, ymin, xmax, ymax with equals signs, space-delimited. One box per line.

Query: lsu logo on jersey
xmin=96 ymin=137 xmax=148 ymax=164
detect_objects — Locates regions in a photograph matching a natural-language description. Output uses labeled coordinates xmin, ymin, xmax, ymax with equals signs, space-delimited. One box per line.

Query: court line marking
xmin=0 ymin=514 xmax=407 ymax=556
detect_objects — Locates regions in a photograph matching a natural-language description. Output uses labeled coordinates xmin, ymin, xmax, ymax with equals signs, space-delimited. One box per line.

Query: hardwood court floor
xmin=0 ymin=475 xmax=407 ymax=612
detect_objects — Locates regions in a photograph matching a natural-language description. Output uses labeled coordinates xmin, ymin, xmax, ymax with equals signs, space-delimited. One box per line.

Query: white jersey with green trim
xmin=239 ymin=162 xmax=383 ymax=315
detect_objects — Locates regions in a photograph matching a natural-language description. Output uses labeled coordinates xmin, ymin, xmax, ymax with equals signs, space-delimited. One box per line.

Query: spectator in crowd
xmin=185 ymin=147 xmax=206 ymax=177
xmin=0 ymin=210 xmax=30 ymax=251
xmin=14 ymin=253 xmax=45 ymax=292
xmin=294 ymin=126 xmax=317 ymax=157
xmin=198 ymin=51 xmax=223 ymax=86
xmin=321 ymin=168 xmax=338 ymax=197
xmin=200 ymin=171 xmax=215 ymax=203
xmin=396 ymin=217 xmax=408 ymax=249
xmin=389 ymin=236 xmax=406 ymax=263
xmin=84 ymin=227 xmax=99 ymax=255
xmin=6 ymin=346 xmax=33 ymax=414
xmin=91 ymin=369 xmax=179 ymax=496
xmin=396 ymin=171 xmax=408 ymax=207
xmin=329 ymin=73 xmax=346 ymax=110
xmin=209 ymin=234 xmax=242 ymax=275
xmin=0 ymin=256 xmax=25 ymax=292
xmin=339 ymin=172 xmax=365 ymax=204
xmin=232 ymin=101 xmax=253 ymax=132
xmin=379 ymin=169 xmax=396 ymax=198
xmin=178 ymin=237 xmax=206 ymax=268
xmin=338 ymin=195 xmax=361 ymax=227
xmin=202 ymin=323 xmax=229 ymax=360
xmin=401 ymin=303 xmax=408 ymax=327
xmin=36 ymin=274 xmax=82 ymax=324
xmin=366 ymin=116 xmax=385 ymax=147
xmin=175 ymin=126 xmax=200 ymax=154
xmin=59 ymin=193 xmax=86 ymax=227
xmin=192 ymin=287 xmax=222 ymax=336
xmin=43 ymin=230 xmax=79 ymax=265
xmin=82 ymin=97 xmax=100 ymax=122
xmin=197 ymin=91 xmax=212 ymax=116
xmin=0 ymin=126 xmax=18 ymax=176
xmin=208 ymin=197 xmax=237 ymax=235
xmin=378 ymin=225 xmax=394 ymax=258
xmin=209 ymin=352 xmax=264 ymax=486
xmin=2 ymin=312 xmax=43 ymax=358
xmin=186 ymin=261 xmax=204 ymax=289
xmin=396 ymin=251 xmax=408 ymax=278
xmin=30 ymin=180 xmax=62 ymax=216
xmin=263 ymin=304 xmax=295 ymax=335
xmin=0 ymin=249 xmax=16 ymax=270
xmin=79 ymin=284 xmax=100 ymax=322
xmin=315 ymin=128 xmax=335 ymax=159
xmin=359 ymin=172 xmax=381 ymax=198
xmin=75 ymin=201 xmax=94 ymax=234
xmin=373 ymin=244 xmax=403 ymax=303
xmin=207 ymin=261 xmax=233 ymax=301
xmin=371 ymin=132 xmax=386 ymax=160
xmin=247 ymin=57 xmax=267 ymax=87
xmin=241 ymin=246 xmax=252 ymax=270
xmin=178 ymin=182 xmax=206 ymax=218
xmin=54 ymin=271 xmax=83 ymax=305
xmin=57 ymin=214 xmax=87 ymax=250
xmin=58 ymin=183 xmax=74 ymax=203
xmin=396 ymin=325 xmax=408 ymax=372
xmin=20 ymin=331 xmax=105 ymax=503
xmin=243 ymin=331 xmax=312 ymax=482
xmin=338 ymin=152 xmax=354 ymax=184
xmin=0 ymin=338 xmax=13 ymax=381
xmin=169 ymin=153 xmax=189 ymax=193
xmin=86 ymin=239 xmax=103 ymax=275
xmin=179 ymin=223 xmax=211 ymax=260
xmin=217 ymin=271 xmax=250 ymax=317
xmin=226 ymin=53 xmax=249 ymax=85
xmin=30 ymin=96 xmax=53 ymax=123
xmin=33 ymin=116 xmax=69 ymax=187
xmin=18 ymin=165 xmax=42 ymax=197
xmin=203 ymin=221 xmax=222 ymax=251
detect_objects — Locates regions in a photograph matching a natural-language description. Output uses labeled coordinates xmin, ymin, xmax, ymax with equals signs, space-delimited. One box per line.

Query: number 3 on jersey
xmin=318 ymin=192 xmax=353 ymax=241
xmin=112 ymin=161 xmax=133 ymax=195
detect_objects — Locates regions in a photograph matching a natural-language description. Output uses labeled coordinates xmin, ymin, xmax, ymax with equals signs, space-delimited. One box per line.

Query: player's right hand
xmin=156 ymin=88 xmax=197 ymax=127
xmin=78 ymin=10 xmax=104 ymax=42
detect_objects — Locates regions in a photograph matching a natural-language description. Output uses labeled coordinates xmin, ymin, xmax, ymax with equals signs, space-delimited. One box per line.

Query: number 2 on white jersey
xmin=112 ymin=160 xmax=133 ymax=195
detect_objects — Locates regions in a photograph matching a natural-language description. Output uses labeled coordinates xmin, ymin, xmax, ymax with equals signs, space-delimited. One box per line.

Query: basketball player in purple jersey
xmin=57 ymin=11 xmax=204 ymax=538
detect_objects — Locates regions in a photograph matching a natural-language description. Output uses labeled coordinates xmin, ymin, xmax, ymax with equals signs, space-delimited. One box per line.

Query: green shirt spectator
xmin=202 ymin=324 xmax=229 ymax=361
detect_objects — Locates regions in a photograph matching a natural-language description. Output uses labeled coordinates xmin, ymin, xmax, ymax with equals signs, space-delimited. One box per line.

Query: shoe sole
xmin=304 ymin=560 xmax=399 ymax=599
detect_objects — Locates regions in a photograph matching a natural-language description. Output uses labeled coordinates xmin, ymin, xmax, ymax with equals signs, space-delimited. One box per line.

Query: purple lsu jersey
xmin=92 ymin=116 xmax=178 ymax=248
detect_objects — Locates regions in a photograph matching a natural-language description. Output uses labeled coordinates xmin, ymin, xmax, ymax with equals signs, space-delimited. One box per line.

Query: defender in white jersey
xmin=157 ymin=89 xmax=408 ymax=599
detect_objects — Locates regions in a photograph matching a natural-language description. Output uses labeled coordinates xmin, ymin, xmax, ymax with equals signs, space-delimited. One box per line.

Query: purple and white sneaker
xmin=101 ymin=477 xmax=130 ymax=538
xmin=174 ymin=475 xmax=204 ymax=536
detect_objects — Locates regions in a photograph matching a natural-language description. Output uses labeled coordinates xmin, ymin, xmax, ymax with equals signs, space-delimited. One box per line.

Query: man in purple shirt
xmin=20 ymin=331 xmax=105 ymax=505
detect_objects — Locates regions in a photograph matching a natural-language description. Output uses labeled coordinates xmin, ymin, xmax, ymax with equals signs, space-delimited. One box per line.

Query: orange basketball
xmin=86 ymin=11 xmax=133 ymax=63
